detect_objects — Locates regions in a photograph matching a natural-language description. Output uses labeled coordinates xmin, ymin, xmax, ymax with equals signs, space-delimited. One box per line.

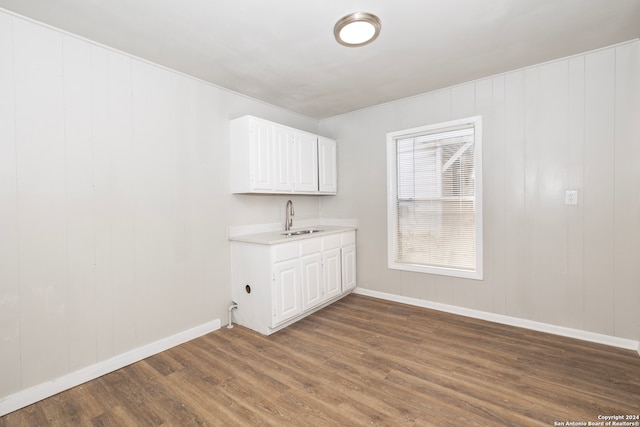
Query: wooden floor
xmin=2 ymin=294 xmax=639 ymax=426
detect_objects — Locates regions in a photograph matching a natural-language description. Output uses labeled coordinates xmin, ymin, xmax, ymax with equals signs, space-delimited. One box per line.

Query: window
xmin=387 ymin=116 xmax=482 ymax=280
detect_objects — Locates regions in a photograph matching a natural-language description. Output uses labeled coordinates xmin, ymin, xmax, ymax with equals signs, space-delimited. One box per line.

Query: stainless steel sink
xmin=281 ymin=229 xmax=323 ymax=236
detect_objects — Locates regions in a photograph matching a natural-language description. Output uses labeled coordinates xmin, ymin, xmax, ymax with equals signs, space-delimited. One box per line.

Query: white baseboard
xmin=353 ymin=288 xmax=640 ymax=353
xmin=0 ymin=319 xmax=221 ymax=417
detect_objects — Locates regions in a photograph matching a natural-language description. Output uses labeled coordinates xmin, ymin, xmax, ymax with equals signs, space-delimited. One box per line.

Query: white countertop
xmin=228 ymin=218 xmax=358 ymax=245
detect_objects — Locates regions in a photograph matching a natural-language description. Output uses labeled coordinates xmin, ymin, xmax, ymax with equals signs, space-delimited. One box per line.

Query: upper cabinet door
xmin=251 ymin=119 xmax=273 ymax=190
xmin=273 ymin=125 xmax=294 ymax=192
xmin=294 ymin=132 xmax=318 ymax=192
xmin=318 ymin=137 xmax=337 ymax=194
xmin=230 ymin=115 xmax=273 ymax=192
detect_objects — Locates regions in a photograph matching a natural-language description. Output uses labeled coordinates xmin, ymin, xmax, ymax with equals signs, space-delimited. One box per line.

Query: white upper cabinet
xmin=230 ymin=115 xmax=336 ymax=194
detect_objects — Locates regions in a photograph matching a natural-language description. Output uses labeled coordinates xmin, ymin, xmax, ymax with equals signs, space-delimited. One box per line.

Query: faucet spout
xmin=285 ymin=200 xmax=295 ymax=231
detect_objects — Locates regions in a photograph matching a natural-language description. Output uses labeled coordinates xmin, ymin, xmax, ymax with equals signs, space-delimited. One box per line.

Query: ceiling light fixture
xmin=334 ymin=12 xmax=381 ymax=47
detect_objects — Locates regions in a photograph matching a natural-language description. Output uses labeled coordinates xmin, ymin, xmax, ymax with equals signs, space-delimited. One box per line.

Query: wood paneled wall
xmin=320 ymin=41 xmax=640 ymax=344
xmin=0 ymin=11 xmax=320 ymax=401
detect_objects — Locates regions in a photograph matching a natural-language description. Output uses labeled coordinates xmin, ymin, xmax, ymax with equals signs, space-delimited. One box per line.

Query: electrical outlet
xmin=565 ymin=190 xmax=578 ymax=205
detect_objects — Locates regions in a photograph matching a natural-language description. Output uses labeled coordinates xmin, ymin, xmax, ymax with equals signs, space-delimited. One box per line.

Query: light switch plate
xmin=565 ymin=190 xmax=578 ymax=205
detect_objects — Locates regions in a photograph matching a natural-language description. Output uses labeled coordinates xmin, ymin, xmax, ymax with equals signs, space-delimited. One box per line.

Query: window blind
xmin=392 ymin=125 xmax=477 ymax=271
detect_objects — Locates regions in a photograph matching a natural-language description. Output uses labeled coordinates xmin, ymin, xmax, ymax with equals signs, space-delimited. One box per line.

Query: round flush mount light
xmin=334 ymin=11 xmax=381 ymax=47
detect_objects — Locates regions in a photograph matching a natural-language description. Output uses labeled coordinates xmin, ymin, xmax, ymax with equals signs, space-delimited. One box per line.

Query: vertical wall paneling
xmin=523 ymin=67 xmax=541 ymax=321
xmin=432 ymin=89 xmax=452 ymax=124
xmin=108 ymin=51 xmax=137 ymax=355
xmin=490 ymin=76 xmax=507 ymax=315
xmin=474 ymin=78 xmax=496 ymax=313
xmin=131 ymin=61 xmax=169 ymax=344
xmin=451 ymin=84 xmax=476 ymax=118
xmin=173 ymin=75 xmax=191 ymax=326
xmin=535 ymin=60 xmax=570 ymax=326
xmin=91 ymin=46 xmax=113 ymax=360
xmin=179 ymin=77 xmax=198 ymax=327
xmin=131 ymin=61 xmax=184 ymax=344
xmin=350 ymin=105 xmax=387 ymax=296
xmin=583 ymin=49 xmax=616 ymax=336
xmin=13 ymin=19 xmax=69 ymax=387
xmin=0 ymin=13 xmax=22 ymax=397
xmin=194 ymin=83 xmax=223 ymax=327
xmin=613 ymin=43 xmax=640 ymax=340
xmin=183 ymin=81 xmax=214 ymax=327
xmin=391 ymin=95 xmax=430 ymax=131
xmin=421 ymin=92 xmax=436 ymax=125
xmin=503 ymin=70 xmax=528 ymax=318
xmin=62 ymin=35 xmax=97 ymax=370
xmin=566 ymin=56 xmax=586 ymax=330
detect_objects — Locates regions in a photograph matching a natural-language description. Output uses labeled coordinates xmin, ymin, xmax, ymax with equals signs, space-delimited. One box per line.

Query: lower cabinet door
xmin=273 ymin=259 xmax=303 ymax=326
xmin=301 ymin=253 xmax=323 ymax=311
xmin=324 ymin=247 xmax=342 ymax=299
xmin=341 ymin=244 xmax=357 ymax=292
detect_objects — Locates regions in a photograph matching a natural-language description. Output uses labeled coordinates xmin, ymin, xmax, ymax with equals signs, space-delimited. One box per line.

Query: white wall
xmin=320 ymin=41 xmax=640 ymax=344
xmin=1 ymin=6 xmax=638 ymax=412
xmin=0 ymin=10 xmax=321 ymax=401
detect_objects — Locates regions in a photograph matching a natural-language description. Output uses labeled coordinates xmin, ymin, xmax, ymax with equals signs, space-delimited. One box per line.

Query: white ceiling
xmin=1 ymin=0 xmax=639 ymax=119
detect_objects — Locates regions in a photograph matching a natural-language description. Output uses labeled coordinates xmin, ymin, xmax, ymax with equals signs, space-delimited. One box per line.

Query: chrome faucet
xmin=285 ymin=200 xmax=295 ymax=231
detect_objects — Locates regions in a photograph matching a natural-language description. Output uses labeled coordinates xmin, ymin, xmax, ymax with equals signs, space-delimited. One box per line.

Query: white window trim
xmin=386 ymin=116 xmax=483 ymax=280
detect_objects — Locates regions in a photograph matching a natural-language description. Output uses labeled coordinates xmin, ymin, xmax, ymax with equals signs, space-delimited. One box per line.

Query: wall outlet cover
xmin=565 ymin=190 xmax=578 ymax=205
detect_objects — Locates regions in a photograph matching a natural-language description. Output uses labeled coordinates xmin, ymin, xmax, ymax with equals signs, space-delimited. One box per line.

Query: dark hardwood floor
xmin=2 ymin=294 xmax=639 ymax=426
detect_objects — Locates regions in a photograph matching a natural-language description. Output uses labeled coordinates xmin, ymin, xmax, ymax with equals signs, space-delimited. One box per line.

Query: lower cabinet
xmin=230 ymin=230 xmax=357 ymax=335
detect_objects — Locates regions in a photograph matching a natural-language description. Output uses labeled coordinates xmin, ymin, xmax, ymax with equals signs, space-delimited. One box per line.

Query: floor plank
xmin=1 ymin=294 xmax=639 ymax=426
